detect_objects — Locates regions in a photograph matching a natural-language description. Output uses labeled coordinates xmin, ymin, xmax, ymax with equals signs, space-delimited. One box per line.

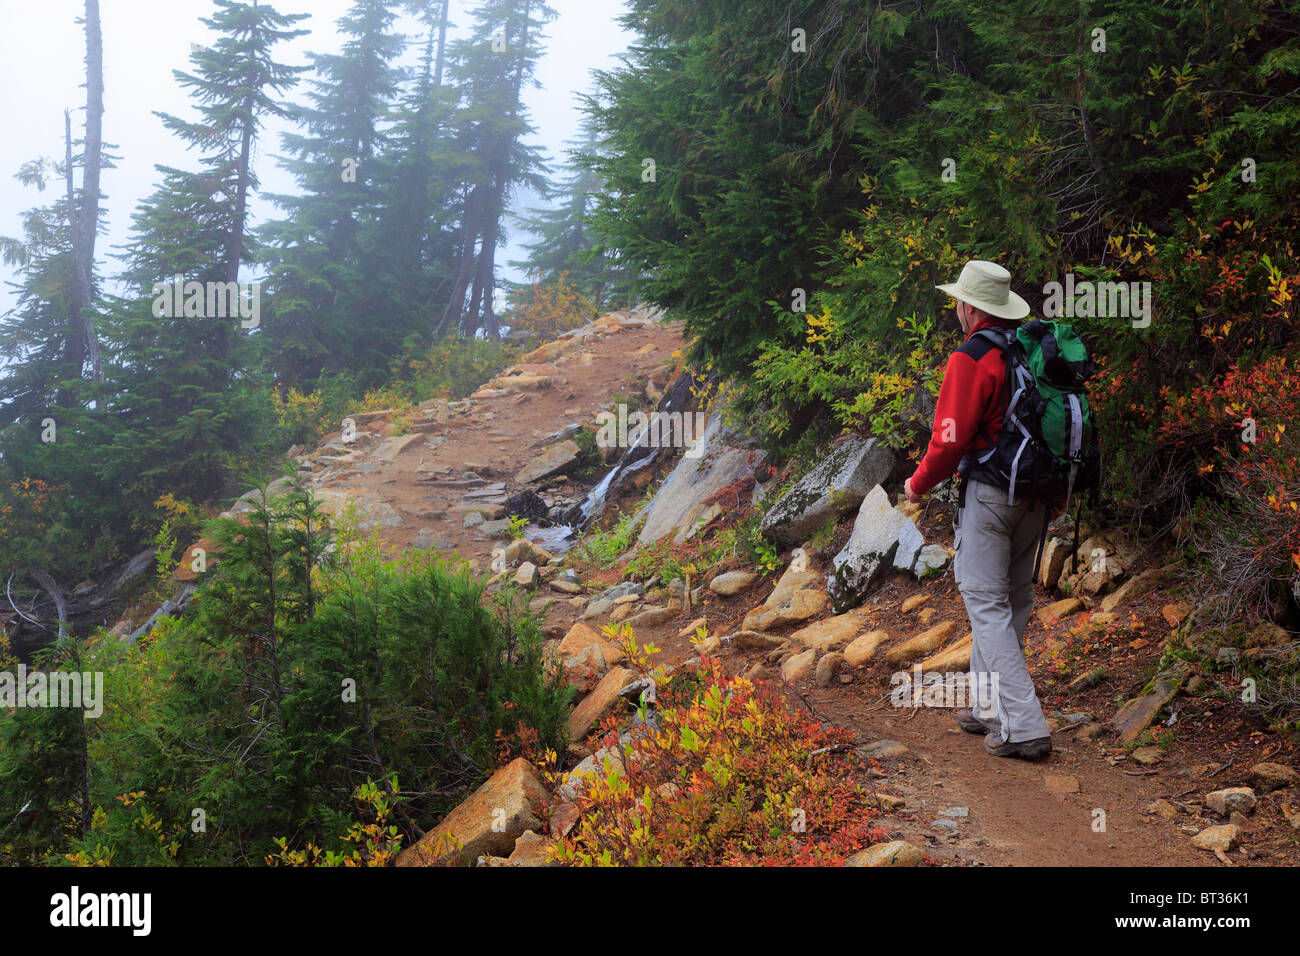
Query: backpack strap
xmin=967 ymin=327 xmax=1035 ymax=506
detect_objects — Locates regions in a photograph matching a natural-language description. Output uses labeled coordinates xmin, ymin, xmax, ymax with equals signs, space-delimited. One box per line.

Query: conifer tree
xmin=437 ymin=0 xmax=556 ymax=340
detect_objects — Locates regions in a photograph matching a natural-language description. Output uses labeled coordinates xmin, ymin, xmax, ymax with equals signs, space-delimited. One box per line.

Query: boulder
xmin=891 ymin=516 xmax=927 ymax=575
xmin=1099 ymin=565 xmax=1171 ymax=614
xmin=556 ymin=622 xmax=626 ymax=665
xmin=561 ymin=644 xmax=609 ymax=692
xmin=567 ymin=667 xmax=637 ymax=740
xmin=826 ymin=486 xmax=907 ymax=613
xmin=759 ymin=437 xmax=895 ymax=548
xmin=764 ymin=563 xmax=820 ymax=607
xmin=555 ymin=746 xmax=626 ymax=802
xmin=370 ymin=432 xmax=424 ymax=463
xmin=397 ymin=758 xmax=548 ymax=866
xmin=637 ymin=414 xmax=765 ymax=545
xmin=315 ymin=489 xmax=404 ymax=531
xmin=914 ymin=545 xmax=951 ymax=577
xmin=515 ymin=440 xmax=581 ymax=485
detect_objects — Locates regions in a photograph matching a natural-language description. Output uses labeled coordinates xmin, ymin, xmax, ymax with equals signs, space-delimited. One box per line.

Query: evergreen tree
xmin=260 ymin=0 xmax=406 ymax=385
xmin=100 ymin=0 xmax=307 ymax=511
xmin=437 ymin=0 xmax=557 ymax=340
xmin=513 ymin=124 xmax=639 ymax=311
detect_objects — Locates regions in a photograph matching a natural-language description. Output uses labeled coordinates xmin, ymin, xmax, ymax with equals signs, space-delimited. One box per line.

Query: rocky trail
xmin=156 ymin=307 xmax=1299 ymax=868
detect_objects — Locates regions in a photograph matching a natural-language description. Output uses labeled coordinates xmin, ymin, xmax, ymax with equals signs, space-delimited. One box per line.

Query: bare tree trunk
xmin=79 ymin=0 xmax=104 ymax=384
xmin=433 ymin=0 xmax=450 ymax=86
xmin=59 ymin=112 xmax=87 ymax=408
xmin=436 ymin=185 xmax=484 ymax=340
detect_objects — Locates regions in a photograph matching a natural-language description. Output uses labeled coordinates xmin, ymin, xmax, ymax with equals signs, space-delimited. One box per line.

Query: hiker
xmin=902 ymin=260 xmax=1059 ymax=760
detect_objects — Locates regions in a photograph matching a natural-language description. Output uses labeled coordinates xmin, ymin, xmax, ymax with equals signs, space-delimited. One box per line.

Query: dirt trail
xmin=303 ymin=310 xmax=1295 ymax=868
xmin=303 ymin=310 xmax=686 ymax=572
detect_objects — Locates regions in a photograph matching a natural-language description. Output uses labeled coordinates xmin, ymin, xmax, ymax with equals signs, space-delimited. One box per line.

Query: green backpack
xmin=963 ymin=318 xmax=1103 ymax=575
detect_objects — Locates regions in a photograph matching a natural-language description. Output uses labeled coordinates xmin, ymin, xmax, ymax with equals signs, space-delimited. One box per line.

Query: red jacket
xmin=908 ymin=316 xmax=1021 ymax=496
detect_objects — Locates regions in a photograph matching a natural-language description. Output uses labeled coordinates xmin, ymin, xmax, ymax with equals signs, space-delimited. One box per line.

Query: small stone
xmin=1067 ymin=667 xmax=1107 ymax=693
xmin=1249 ymin=762 xmax=1299 ymax=793
xmin=932 ymin=818 xmax=960 ymax=831
xmin=676 ymin=617 xmax=708 ymax=639
xmin=625 ymin=605 xmax=674 ymax=630
xmin=781 ymin=648 xmax=816 ymax=682
xmin=1077 ymin=723 xmax=1106 ymax=742
xmin=875 ymin=794 xmax=906 ymax=811
xmin=505 ymin=538 xmax=552 ymax=566
xmin=857 ymin=739 xmax=909 ymax=761
xmin=1191 ymin=824 xmax=1242 ymax=853
xmin=1037 ymin=597 xmax=1084 ymax=623
xmin=939 ymin=806 xmax=969 ymax=818
xmin=1205 ymin=787 xmax=1257 ymax=816
xmin=1130 ymin=746 xmax=1164 ymax=766
xmin=513 ymin=562 xmax=539 ymax=587
xmin=550 ymin=579 xmax=582 ymax=595
xmin=844 ymin=840 xmax=925 ymax=867
xmin=733 ymin=630 xmax=785 ymax=652
xmin=549 ymin=802 xmax=580 ymax=838
xmin=901 ymin=593 xmax=932 ymax=613
xmin=1143 ymin=799 xmax=1178 ymax=820
xmin=507 ymin=829 xmax=556 ymax=867
xmin=1161 ymin=602 xmax=1190 ymax=628
xmin=708 ymin=571 xmax=759 ymax=596
xmin=814 ymin=651 xmax=845 ymax=688
xmin=844 ymin=630 xmax=889 ymax=666
xmin=885 ymin=620 xmax=957 ymax=665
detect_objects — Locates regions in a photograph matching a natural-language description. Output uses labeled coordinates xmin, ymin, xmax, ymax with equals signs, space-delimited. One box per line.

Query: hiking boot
xmin=983 ymin=731 xmax=1052 ymax=760
xmin=955 ymin=708 xmax=995 ymax=734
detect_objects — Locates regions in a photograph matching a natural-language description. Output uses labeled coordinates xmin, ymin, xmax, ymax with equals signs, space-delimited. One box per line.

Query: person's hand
xmin=904 ymin=477 xmax=923 ymax=504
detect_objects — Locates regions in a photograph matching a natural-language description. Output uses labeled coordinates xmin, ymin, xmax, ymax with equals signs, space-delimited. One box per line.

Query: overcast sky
xmin=0 ymin=0 xmax=633 ymax=315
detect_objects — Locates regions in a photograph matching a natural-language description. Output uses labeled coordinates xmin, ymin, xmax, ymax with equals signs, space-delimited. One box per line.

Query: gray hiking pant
xmin=953 ymin=476 xmax=1051 ymax=743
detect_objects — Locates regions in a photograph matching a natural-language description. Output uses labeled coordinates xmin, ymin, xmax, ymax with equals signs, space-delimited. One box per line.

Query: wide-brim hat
xmin=935 ymin=259 xmax=1030 ymax=320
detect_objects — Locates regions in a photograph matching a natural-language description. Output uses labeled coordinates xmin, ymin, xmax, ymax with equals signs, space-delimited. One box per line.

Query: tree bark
xmin=433 ymin=0 xmax=450 ymax=86
xmin=79 ymin=0 xmax=104 ymax=383
xmin=59 ymin=112 xmax=86 ymax=407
